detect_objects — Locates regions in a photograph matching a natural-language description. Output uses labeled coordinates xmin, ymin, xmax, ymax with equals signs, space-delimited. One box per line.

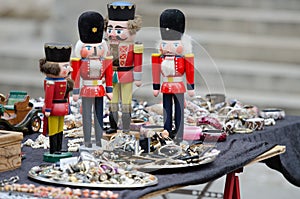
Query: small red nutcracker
xmin=105 ymin=1 xmax=143 ymax=134
xmin=39 ymin=42 xmax=73 ymax=159
xmin=152 ymin=9 xmax=195 ymax=142
xmin=73 ymin=11 xmax=113 ymax=148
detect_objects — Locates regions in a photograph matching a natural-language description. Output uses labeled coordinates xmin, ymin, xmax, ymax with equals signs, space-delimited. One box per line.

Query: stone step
xmin=195 ymin=59 xmax=300 ymax=113
xmin=0 ymin=70 xmax=43 ymax=98
xmin=207 ymin=59 xmax=300 ymax=94
xmin=3 ymin=25 xmax=299 ymax=66
xmin=0 ymin=0 xmax=52 ymax=19
xmin=135 ymin=57 xmax=300 ymax=114
xmin=0 ymin=18 xmax=53 ymax=41
xmin=1 ymin=54 xmax=299 ymax=114
xmin=129 ymin=57 xmax=300 ymax=94
xmin=0 ymin=39 xmax=44 ymax=72
xmin=225 ymin=88 xmax=300 ymax=115
xmin=190 ymin=31 xmax=300 ymax=64
xmin=150 ymin=0 xmax=300 ymax=10
xmin=137 ymin=28 xmax=300 ymax=64
xmin=138 ymin=3 xmax=300 ymax=37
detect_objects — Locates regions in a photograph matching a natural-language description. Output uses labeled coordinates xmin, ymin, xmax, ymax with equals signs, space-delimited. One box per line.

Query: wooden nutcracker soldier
xmin=39 ymin=42 xmax=73 ymax=161
xmin=73 ymin=11 xmax=113 ymax=148
xmin=105 ymin=1 xmax=143 ymax=134
xmin=152 ymin=9 xmax=195 ymax=142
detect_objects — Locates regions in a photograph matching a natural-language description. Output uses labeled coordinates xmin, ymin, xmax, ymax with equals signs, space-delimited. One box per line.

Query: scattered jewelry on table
xmin=0 ymin=176 xmax=19 ymax=187
xmin=28 ymin=151 xmax=158 ymax=188
xmin=67 ymin=138 xmax=84 ymax=152
xmin=260 ymin=108 xmax=285 ymax=120
xmin=22 ymin=134 xmax=49 ymax=149
xmin=0 ymin=183 xmax=119 ymax=199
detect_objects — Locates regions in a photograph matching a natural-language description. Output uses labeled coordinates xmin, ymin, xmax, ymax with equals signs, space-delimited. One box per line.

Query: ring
xmin=260 ymin=108 xmax=285 ymax=120
xmin=245 ymin=118 xmax=265 ymax=131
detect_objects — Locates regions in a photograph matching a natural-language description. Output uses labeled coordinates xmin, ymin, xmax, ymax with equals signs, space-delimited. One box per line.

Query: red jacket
xmin=43 ymin=78 xmax=69 ymax=116
xmin=111 ymin=42 xmax=143 ymax=83
xmin=73 ymin=56 xmax=113 ymax=97
xmin=152 ymin=53 xmax=194 ymax=94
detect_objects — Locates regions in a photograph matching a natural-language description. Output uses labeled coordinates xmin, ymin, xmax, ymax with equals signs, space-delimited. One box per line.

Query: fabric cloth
xmin=231 ymin=115 xmax=300 ymax=187
xmin=0 ymin=116 xmax=299 ymax=199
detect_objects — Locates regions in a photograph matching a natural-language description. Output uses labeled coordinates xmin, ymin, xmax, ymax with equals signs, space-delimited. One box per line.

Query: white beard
xmin=161 ymin=59 xmax=175 ymax=76
xmin=89 ymin=59 xmax=102 ymax=78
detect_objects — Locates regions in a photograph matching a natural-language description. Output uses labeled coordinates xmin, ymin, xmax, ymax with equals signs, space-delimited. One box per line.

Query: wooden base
xmin=43 ymin=152 xmax=72 ymax=163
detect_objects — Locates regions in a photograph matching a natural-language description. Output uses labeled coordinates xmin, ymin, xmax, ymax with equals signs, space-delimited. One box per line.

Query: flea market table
xmin=0 ymin=116 xmax=299 ymax=199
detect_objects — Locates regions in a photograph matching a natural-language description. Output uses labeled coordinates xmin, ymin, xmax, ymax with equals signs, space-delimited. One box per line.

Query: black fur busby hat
xmin=78 ymin=11 xmax=104 ymax=43
xmin=107 ymin=1 xmax=135 ymax=21
xmin=160 ymin=9 xmax=185 ymax=40
xmin=44 ymin=43 xmax=72 ymax=62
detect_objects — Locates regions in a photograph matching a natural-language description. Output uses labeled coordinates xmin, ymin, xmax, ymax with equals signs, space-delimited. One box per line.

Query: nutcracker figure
xmin=152 ymin=9 xmax=195 ymax=142
xmin=105 ymin=1 xmax=143 ymax=134
xmin=73 ymin=11 xmax=113 ymax=148
xmin=39 ymin=42 xmax=73 ymax=160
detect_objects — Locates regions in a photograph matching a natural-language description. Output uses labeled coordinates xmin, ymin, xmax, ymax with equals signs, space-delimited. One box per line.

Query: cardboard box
xmin=0 ymin=130 xmax=23 ymax=172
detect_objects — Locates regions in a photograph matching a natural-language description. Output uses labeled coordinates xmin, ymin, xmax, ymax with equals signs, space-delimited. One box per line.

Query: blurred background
xmin=0 ymin=0 xmax=299 ymax=198
xmin=0 ymin=0 xmax=300 ymax=115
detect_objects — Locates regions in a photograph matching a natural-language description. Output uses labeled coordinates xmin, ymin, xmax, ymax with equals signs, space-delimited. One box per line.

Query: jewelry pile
xmin=28 ymin=151 xmax=158 ymax=188
xmin=1 ymin=183 xmax=119 ymax=199
xmin=137 ymin=94 xmax=284 ymax=136
xmin=93 ymin=143 xmax=220 ymax=171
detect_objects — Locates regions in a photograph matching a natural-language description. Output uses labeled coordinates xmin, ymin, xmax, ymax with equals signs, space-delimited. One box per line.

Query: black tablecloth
xmin=231 ymin=115 xmax=300 ymax=187
xmin=0 ymin=116 xmax=299 ymax=199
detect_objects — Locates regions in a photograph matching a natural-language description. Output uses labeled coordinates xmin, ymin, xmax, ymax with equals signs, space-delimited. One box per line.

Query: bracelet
xmin=197 ymin=116 xmax=223 ymax=130
xmin=0 ymin=176 xmax=19 ymax=187
xmin=245 ymin=118 xmax=265 ymax=131
xmin=260 ymin=108 xmax=285 ymax=120
xmin=233 ymin=128 xmax=253 ymax=134
xmin=201 ymin=129 xmax=227 ymax=142
xmin=243 ymin=105 xmax=259 ymax=118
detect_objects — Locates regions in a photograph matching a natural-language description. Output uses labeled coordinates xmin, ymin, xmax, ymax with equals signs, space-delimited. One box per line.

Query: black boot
xmin=106 ymin=111 xmax=118 ymax=134
xmin=56 ymin=131 xmax=63 ymax=152
xmin=169 ymin=129 xmax=177 ymax=139
xmin=49 ymin=135 xmax=57 ymax=154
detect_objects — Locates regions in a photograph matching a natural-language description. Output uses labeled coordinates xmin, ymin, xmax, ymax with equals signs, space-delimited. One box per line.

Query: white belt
xmin=163 ymin=76 xmax=183 ymax=82
xmin=82 ymin=80 xmax=102 ymax=86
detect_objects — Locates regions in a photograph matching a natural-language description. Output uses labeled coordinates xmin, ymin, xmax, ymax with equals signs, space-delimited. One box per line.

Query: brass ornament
xmin=92 ymin=27 xmax=97 ymax=33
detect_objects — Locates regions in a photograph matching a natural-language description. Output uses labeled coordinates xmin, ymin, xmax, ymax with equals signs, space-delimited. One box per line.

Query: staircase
xmin=0 ymin=0 xmax=54 ymax=98
xmin=137 ymin=0 xmax=300 ymax=115
xmin=0 ymin=0 xmax=299 ymax=114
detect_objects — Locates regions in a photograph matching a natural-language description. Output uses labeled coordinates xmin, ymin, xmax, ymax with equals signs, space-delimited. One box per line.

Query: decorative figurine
xmin=152 ymin=9 xmax=195 ymax=142
xmin=73 ymin=11 xmax=113 ymax=148
xmin=39 ymin=42 xmax=73 ymax=161
xmin=105 ymin=1 xmax=143 ymax=134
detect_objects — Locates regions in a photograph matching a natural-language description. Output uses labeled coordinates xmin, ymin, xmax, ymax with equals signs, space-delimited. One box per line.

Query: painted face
xmin=58 ymin=62 xmax=72 ymax=78
xmin=106 ymin=20 xmax=133 ymax=44
xmin=80 ymin=43 xmax=105 ymax=58
xmin=160 ymin=40 xmax=184 ymax=56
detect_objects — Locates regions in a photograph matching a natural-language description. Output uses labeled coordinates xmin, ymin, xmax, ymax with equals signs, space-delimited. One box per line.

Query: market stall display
xmin=28 ymin=151 xmax=158 ymax=189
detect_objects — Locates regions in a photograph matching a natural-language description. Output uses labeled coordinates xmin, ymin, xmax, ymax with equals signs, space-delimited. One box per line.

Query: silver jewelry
xmin=260 ymin=108 xmax=285 ymax=120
